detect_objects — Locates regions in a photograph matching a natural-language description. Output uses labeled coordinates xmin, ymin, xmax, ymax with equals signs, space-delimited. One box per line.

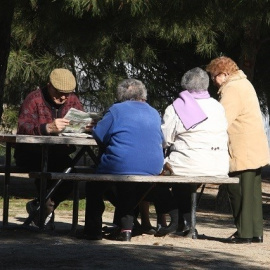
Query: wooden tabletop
xmin=0 ymin=134 xmax=97 ymax=146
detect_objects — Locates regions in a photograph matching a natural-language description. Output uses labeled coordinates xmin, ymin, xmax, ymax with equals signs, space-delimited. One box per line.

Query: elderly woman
xmin=83 ymin=78 xmax=164 ymax=241
xmin=159 ymin=67 xmax=229 ymax=236
xmin=206 ymin=57 xmax=269 ymax=244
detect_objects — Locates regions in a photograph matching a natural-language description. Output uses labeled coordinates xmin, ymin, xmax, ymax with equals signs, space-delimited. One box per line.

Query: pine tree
xmin=0 ymin=0 xmax=15 ymax=119
xmin=2 ymin=0 xmax=270 ymax=119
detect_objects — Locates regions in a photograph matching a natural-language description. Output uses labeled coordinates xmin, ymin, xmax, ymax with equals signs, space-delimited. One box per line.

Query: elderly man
xmin=14 ymin=68 xmax=85 ymax=229
xmin=83 ymin=78 xmax=164 ymax=241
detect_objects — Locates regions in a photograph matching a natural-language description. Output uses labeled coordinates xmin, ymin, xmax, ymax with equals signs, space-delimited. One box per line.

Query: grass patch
xmin=0 ymin=197 xmax=115 ymax=213
xmin=56 ymin=200 xmax=115 ymax=212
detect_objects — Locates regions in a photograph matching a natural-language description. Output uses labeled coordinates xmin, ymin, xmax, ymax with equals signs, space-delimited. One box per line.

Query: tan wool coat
xmin=218 ymin=70 xmax=270 ymax=172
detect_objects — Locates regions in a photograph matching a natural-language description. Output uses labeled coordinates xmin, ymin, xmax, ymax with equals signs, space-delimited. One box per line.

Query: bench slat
xmin=0 ymin=166 xmax=95 ymax=174
xmin=29 ymin=172 xmax=239 ymax=184
xmin=0 ymin=165 xmax=29 ymax=173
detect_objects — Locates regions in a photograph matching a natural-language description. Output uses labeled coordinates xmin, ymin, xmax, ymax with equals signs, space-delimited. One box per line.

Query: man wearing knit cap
xmin=14 ymin=68 xmax=85 ymax=230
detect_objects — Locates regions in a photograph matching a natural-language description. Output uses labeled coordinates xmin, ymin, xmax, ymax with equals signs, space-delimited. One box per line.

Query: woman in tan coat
xmin=206 ymin=56 xmax=269 ymax=244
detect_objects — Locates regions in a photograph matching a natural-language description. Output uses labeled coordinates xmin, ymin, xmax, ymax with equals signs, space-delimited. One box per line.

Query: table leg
xmin=190 ymin=191 xmax=197 ymax=239
xmin=39 ymin=144 xmax=48 ymax=230
xmin=85 ymin=147 xmax=99 ymax=166
xmin=25 ymin=145 xmax=97 ymax=231
xmin=70 ymin=146 xmax=97 ymax=232
xmin=36 ymin=146 xmax=93 ymax=231
xmin=70 ymin=181 xmax=80 ymax=234
xmin=3 ymin=142 xmax=11 ymax=226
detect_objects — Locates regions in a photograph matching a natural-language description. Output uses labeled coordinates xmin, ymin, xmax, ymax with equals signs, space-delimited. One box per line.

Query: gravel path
xmin=0 ymin=174 xmax=270 ymax=269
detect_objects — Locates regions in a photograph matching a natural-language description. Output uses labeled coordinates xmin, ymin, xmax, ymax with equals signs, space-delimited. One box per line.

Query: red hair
xmin=206 ymin=56 xmax=239 ymax=75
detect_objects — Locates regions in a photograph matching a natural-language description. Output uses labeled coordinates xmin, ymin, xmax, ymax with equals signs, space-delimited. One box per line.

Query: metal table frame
xmin=0 ymin=134 xmax=97 ymax=230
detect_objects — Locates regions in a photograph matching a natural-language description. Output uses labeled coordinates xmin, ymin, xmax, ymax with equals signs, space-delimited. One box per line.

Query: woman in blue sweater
xmin=84 ymin=79 xmax=165 ymax=241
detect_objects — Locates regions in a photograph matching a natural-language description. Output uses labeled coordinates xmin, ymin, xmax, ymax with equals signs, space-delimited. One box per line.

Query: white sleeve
xmin=161 ymin=105 xmax=178 ymax=148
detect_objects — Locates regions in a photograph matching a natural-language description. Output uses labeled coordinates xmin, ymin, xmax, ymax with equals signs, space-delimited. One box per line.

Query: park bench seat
xmin=0 ymin=165 xmax=94 ymax=174
xmin=29 ymin=172 xmax=239 ymax=238
xmin=0 ymin=165 xmax=30 ymax=174
xmin=29 ymin=172 xmax=239 ymax=184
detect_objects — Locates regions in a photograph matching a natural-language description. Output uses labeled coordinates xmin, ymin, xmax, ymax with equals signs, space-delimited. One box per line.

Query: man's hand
xmin=46 ymin=118 xmax=70 ymax=134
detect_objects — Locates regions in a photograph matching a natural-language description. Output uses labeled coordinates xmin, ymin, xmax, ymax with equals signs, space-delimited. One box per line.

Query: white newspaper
xmin=60 ymin=108 xmax=102 ymax=136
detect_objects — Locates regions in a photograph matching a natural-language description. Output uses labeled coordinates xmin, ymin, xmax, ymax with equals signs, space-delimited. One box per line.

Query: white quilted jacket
xmin=162 ymin=98 xmax=229 ymax=176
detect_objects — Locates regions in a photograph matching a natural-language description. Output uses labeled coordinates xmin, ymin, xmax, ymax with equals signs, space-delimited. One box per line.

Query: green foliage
xmin=56 ymin=199 xmax=114 ymax=212
xmin=0 ymin=144 xmax=6 ymax=158
xmin=2 ymin=0 xmax=270 ymax=115
xmin=0 ymin=105 xmax=19 ymax=134
xmin=0 ymin=198 xmax=115 ymax=213
xmin=7 ymin=50 xmax=40 ymax=82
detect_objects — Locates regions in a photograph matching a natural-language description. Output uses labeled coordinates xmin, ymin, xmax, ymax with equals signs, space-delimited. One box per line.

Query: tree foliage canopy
xmin=1 ymin=0 xmax=270 ymax=121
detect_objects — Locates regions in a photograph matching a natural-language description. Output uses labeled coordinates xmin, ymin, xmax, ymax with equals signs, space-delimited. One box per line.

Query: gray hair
xmin=181 ymin=67 xmax=209 ymax=91
xmin=117 ymin=78 xmax=147 ymax=102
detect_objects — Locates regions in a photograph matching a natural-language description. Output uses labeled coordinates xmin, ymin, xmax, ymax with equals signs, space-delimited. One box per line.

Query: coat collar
xmin=218 ymin=70 xmax=247 ymax=96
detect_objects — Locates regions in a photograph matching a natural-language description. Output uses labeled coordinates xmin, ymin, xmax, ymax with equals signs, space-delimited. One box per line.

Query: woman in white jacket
xmin=160 ymin=67 xmax=229 ymax=236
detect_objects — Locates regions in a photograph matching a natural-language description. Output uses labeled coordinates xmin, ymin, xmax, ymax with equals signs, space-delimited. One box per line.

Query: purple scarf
xmin=173 ymin=90 xmax=210 ymax=130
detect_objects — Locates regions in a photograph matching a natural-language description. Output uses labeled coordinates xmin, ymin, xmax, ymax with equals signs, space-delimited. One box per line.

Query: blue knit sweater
xmin=93 ymin=101 xmax=164 ymax=175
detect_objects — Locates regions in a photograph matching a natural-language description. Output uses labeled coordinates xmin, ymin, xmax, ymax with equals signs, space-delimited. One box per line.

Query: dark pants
xmin=145 ymin=184 xmax=177 ymax=214
xmin=85 ymin=182 xmax=177 ymax=236
xmin=34 ymin=178 xmax=74 ymax=208
xmin=227 ymin=169 xmax=263 ymax=238
xmin=172 ymin=184 xmax=193 ymax=214
xmin=85 ymin=181 xmax=139 ymax=236
xmin=16 ymin=151 xmax=74 ymax=208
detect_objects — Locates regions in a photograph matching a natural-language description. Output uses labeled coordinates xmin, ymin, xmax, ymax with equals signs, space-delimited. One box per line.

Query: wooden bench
xmin=0 ymin=164 xmax=31 ymax=227
xmin=29 ymin=172 xmax=239 ymax=238
xmin=0 ymin=165 xmax=94 ymax=174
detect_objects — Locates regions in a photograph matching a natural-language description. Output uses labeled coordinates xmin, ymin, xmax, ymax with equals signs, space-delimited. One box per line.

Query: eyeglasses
xmin=51 ymin=86 xmax=70 ymax=98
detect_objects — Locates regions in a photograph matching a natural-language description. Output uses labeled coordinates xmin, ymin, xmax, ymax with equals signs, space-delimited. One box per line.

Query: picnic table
xmin=1 ymin=134 xmax=239 ymax=238
xmin=0 ymin=134 xmax=98 ymax=229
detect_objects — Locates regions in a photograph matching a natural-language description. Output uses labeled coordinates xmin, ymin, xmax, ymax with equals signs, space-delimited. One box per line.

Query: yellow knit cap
xmin=49 ymin=68 xmax=76 ymax=93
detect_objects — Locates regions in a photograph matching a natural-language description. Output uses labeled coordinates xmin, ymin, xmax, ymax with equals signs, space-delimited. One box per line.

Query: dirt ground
xmin=0 ymin=173 xmax=270 ymax=270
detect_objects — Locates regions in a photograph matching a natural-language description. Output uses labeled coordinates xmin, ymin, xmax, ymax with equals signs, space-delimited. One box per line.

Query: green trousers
xmin=227 ymin=169 xmax=263 ymax=238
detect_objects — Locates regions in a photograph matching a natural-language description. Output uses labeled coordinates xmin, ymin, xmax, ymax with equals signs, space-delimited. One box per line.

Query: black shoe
xmin=154 ymin=209 xmax=178 ymax=237
xmin=175 ymin=222 xmax=191 ymax=237
xmin=103 ymin=227 xmax=121 ymax=239
xmin=117 ymin=231 xmax=132 ymax=241
xmin=85 ymin=234 xmax=103 ymax=240
xmin=154 ymin=223 xmax=178 ymax=237
xmin=102 ymin=225 xmax=119 ymax=234
xmin=252 ymin=236 xmax=263 ymax=243
xmin=230 ymin=231 xmax=263 ymax=243
xmin=76 ymin=231 xmax=102 ymax=241
xmin=26 ymin=199 xmax=39 ymax=214
xmin=173 ymin=228 xmax=198 ymax=238
xmin=140 ymin=226 xmax=157 ymax=235
xmin=228 ymin=237 xmax=252 ymax=244
xmin=107 ymin=231 xmax=132 ymax=242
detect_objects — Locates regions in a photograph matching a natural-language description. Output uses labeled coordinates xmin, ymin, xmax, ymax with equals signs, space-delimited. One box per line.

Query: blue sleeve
xmin=92 ymin=110 xmax=114 ymax=146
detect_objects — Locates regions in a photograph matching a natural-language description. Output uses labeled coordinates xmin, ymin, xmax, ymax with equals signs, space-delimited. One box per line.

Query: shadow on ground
xmin=1 ymin=170 xmax=270 ymax=269
xmin=0 ymin=227 xmax=263 ymax=270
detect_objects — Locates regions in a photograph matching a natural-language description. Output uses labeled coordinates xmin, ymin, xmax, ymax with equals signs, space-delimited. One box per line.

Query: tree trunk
xmin=238 ymin=20 xmax=261 ymax=82
xmin=0 ymin=1 xmax=15 ymax=120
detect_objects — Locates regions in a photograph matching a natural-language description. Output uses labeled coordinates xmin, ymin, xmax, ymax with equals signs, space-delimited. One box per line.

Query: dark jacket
xmin=14 ymin=87 xmax=83 ymax=171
